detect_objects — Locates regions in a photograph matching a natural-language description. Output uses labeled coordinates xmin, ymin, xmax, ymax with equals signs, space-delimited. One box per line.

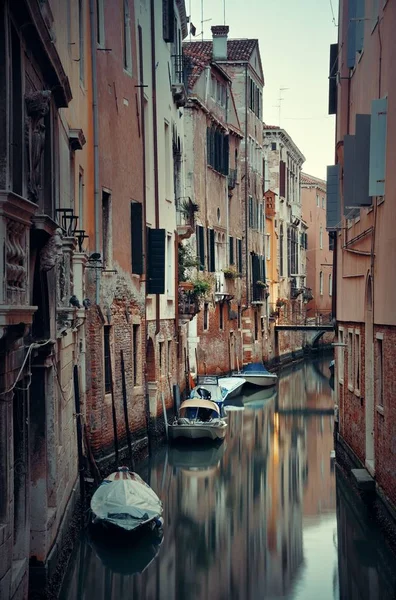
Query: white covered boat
xmin=232 ymin=362 xmax=278 ymax=388
xmin=189 ymin=375 xmax=245 ymax=415
xmin=218 ymin=376 xmax=246 ymax=399
xmin=90 ymin=467 xmax=163 ymax=532
xmin=169 ymin=399 xmax=227 ymax=441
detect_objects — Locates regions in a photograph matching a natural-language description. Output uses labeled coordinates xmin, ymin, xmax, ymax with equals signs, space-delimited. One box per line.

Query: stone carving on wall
xmin=6 ymin=219 xmax=28 ymax=305
xmin=25 ymin=90 xmax=52 ymax=203
xmin=40 ymin=228 xmax=63 ymax=272
xmin=57 ymin=241 xmax=74 ymax=309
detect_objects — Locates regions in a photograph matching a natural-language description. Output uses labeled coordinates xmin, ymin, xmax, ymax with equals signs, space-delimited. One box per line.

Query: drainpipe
xmin=89 ymin=0 xmax=100 ymax=305
xmin=150 ymin=0 xmax=160 ymax=334
xmin=244 ymin=63 xmax=249 ymax=304
xmin=138 ymin=26 xmax=147 ymax=281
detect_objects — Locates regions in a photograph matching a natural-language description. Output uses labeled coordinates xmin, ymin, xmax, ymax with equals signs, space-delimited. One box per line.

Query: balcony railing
xmin=251 ymin=283 xmax=268 ymax=303
xmin=178 ymin=287 xmax=200 ymax=321
xmin=171 ymin=54 xmax=191 ymax=108
xmin=228 ymin=168 xmax=237 ymax=190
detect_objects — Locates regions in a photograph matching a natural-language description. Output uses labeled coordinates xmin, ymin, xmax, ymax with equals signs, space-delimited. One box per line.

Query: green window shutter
xmin=328 ymin=44 xmax=338 ymax=115
xmin=369 ymin=98 xmax=387 ymax=197
xmin=198 ymin=225 xmax=205 ymax=271
xmin=229 ymin=236 xmax=234 ymax=265
xmin=237 ymin=239 xmax=243 ymax=273
xmin=208 ymin=228 xmax=215 ymax=272
xmin=355 ymin=114 xmax=372 ymax=206
xmin=326 ymin=165 xmax=341 ymax=229
xmin=347 ymin=0 xmax=357 ymax=68
xmin=147 ymin=228 xmax=166 ymax=294
xmin=131 ymin=202 xmax=143 ymax=274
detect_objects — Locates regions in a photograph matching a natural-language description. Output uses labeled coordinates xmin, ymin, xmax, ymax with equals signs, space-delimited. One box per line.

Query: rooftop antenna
xmin=277 ymin=87 xmax=289 ymax=127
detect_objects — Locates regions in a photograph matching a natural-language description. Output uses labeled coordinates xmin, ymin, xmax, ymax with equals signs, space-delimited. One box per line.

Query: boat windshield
xmin=180 ymin=407 xmax=217 ymax=421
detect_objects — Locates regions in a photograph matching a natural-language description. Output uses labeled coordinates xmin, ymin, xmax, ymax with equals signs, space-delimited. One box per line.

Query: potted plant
xmin=223 ymin=266 xmax=238 ymax=279
xmin=256 ymin=280 xmax=268 ymax=288
xmin=276 ymin=297 xmax=287 ymax=308
xmin=178 ymin=243 xmax=200 ymax=283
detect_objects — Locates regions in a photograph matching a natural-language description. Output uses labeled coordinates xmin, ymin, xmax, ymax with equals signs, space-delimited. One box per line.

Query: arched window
xmin=329 ymin=273 xmax=332 ymax=296
xmin=320 ymin=271 xmax=324 ymax=295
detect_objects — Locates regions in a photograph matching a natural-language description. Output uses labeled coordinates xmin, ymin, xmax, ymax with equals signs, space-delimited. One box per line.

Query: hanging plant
xmin=223 ymin=266 xmax=238 ymax=279
xmin=255 ymin=280 xmax=268 ymax=288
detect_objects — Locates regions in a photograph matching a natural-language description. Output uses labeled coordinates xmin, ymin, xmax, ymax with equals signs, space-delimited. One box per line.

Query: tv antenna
xmin=273 ymin=87 xmax=289 ymax=127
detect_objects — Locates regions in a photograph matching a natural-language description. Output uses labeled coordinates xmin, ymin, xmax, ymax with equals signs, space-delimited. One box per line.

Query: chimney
xmin=211 ymin=25 xmax=229 ymax=61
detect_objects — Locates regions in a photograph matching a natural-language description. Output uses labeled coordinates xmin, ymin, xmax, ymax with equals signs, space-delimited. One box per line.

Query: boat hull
xmin=242 ymin=374 xmax=278 ymax=388
xmin=169 ymin=423 xmax=227 ymax=441
xmin=218 ymin=377 xmax=246 ymax=399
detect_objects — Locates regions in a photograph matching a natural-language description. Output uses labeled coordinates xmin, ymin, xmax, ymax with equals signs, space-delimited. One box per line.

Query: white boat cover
xmin=91 ymin=471 xmax=163 ymax=532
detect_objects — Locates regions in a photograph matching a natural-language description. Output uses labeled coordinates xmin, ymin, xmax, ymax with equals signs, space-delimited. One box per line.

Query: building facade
xmin=184 ymin=27 xmax=267 ymax=371
xmin=301 ymin=173 xmax=333 ymax=316
xmin=0 ymin=0 xmax=92 ymax=597
xmin=263 ymin=125 xmax=307 ymax=360
xmin=329 ymin=0 xmax=396 ymax=513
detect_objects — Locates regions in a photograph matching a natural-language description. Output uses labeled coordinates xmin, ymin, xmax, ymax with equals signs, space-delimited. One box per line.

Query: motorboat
xmin=225 ymin=385 xmax=277 ymax=409
xmin=232 ymin=362 xmax=278 ymax=388
xmin=90 ymin=467 xmax=163 ymax=533
xmin=169 ymin=399 xmax=227 ymax=441
xmin=189 ymin=375 xmax=245 ymax=415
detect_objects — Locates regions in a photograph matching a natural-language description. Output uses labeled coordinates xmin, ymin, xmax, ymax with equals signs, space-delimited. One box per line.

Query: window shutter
xmin=326 ymin=165 xmax=341 ymax=229
xmin=356 ymin=0 xmax=365 ymax=54
xmin=347 ymin=0 xmax=357 ymax=68
xmin=223 ymin=135 xmax=229 ymax=175
xmin=209 ymin=228 xmax=215 ymax=272
xmin=328 ymin=44 xmax=338 ymax=115
xmin=131 ymin=202 xmax=143 ymax=274
xmin=369 ymin=98 xmax=387 ymax=197
xmin=355 ymin=114 xmax=372 ymax=206
xmin=229 ymin=236 xmax=234 ymax=265
xmin=238 ymin=239 xmax=243 ymax=273
xmin=197 ymin=225 xmax=205 ymax=270
xmin=343 ymin=135 xmax=356 ymax=215
xmin=252 ymin=254 xmax=260 ymax=284
xmin=147 ymin=228 xmax=165 ymax=294
xmin=162 ymin=0 xmax=174 ymax=42
xmin=279 ymin=160 xmax=286 ymax=197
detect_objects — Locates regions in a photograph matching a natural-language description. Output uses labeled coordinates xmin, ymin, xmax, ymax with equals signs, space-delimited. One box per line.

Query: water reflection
xmin=60 ymin=357 xmax=396 ymax=600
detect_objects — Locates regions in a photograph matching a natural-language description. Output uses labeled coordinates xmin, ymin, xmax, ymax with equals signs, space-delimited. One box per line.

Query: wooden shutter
xmin=326 ymin=165 xmax=341 ymax=229
xmin=223 ymin=135 xmax=229 ymax=175
xmin=229 ymin=236 xmax=234 ymax=265
xmin=131 ymin=202 xmax=143 ymax=274
xmin=198 ymin=225 xmax=205 ymax=270
xmin=347 ymin=0 xmax=357 ymax=68
xmin=162 ymin=0 xmax=174 ymax=42
xmin=343 ymin=135 xmax=356 ymax=215
xmin=238 ymin=239 xmax=243 ymax=273
xmin=369 ymin=98 xmax=387 ymax=197
xmin=147 ymin=228 xmax=165 ymax=294
xmin=208 ymin=228 xmax=215 ymax=272
xmin=279 ymin=160 xmax=286 ymax=198
xmin=252 ymin=253 xmax=260 ymax=284
xmin=355 ymin=114 xmax=372 ymax=206
xmin=328 ymin=44 xmax=338 ymax=115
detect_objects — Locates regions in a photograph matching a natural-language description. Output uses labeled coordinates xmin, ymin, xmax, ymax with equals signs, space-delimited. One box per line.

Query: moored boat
xmin=232 ymin=362 xmax=278 ymax=388
xmin=189 ymin=375 xmax=246 ymax=415
xmin=169 ymin=399 xmax=227 ymax=441
xmin=90 ymin=467 xmax=163 ymax=533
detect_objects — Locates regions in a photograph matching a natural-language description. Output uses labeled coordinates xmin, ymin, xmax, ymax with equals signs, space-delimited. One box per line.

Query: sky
xmin=187 ymin=0 xmax=339 ymax=180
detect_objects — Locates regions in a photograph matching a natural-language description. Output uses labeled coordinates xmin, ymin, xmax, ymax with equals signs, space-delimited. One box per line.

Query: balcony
xmin=0 ymin=192 xmax=38 ymax=335
xmin=215 ymin=272 xmax=234 ymax=302
xmin=178 ymin=286 xmax=200 ymax=323
xmin=176 ymin=197 xmax=198 ymax=240
xmin=171 ymin=54 xmax=190 ymax=108
xmin=228 ymin=169 xmax=237 ymax=190
xmin=251 ymin=282 xmax=268 ymax=304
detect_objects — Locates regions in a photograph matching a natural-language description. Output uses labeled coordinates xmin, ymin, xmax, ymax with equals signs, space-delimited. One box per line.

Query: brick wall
xmin=374 ymin=325 xmax=396 ymax=506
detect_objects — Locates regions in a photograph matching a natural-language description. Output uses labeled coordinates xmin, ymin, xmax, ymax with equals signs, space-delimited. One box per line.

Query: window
xmin=279 ymin=224 xmax=284 ymax=277
xmin=79 ymin=169 xmax=84 ymax=228
xmin=79 ymin=0 xmax=85 ymax=83
xmin=204 ymin=303 xmax=209 ymax=331
xmin=164 ymin=121 xmax=171 ymax=200
xmin=271 ymin=142 xmax=277 ymax=151
xmin=219 ymin=303 xmax=224 ymax=330
xmin=316 ymin=193 xmax=319 ymax=207
xmin=320 ymin=226 xmax=323 ymax=249
xmin=206 ymin=126 xmax=229 ymax=175
xmin=168 ymin=340 xmax=172 ymax=372
xmin=254 ymin=311 xmax=258 ymax=341
xmin=329 ymin=273 xmax=333 ymax=296
xmin=322 ymin=197 xmax=325 ymax=209
xmin=237 ymin=305 xmax=241 ymax=329
xmin=166 ymin=234 xmax=173 ymax=296
xmin=133 ymin=324 xmax=140 ymax=386
xmin=159 ymin=341 xmax=164 ymax=375
xmin=338 ymin=329 xmax=344 ymax=384
xmin=248 ymin=196 xmax=254 ymax=228
xmin=96 ymin=0 xmax=105 ymax=46
xmin=229 ymin=236 xmax=234 ymax=265
xmin=131 ymin=202 xmax=143 ymax=274
xmin=376 ymin=336 xmax=384 ymax=406
xmin=162 ymin=0 xmax=175 ymax=42
xmin=104 ymin=325 xmax=112 ymax=394
xmin=123 ymin=0 xmax=132 ymax=72
xmin=196 ymin=225 xmax=205 ymax=271
xmin=354 ymin=332 xmax=361 ymax=393
xmin=147 ymin=228 xmax=166 ymax=294
xmin=319 ymin=271 xmax=323 ymax=295
xmin=237 ymin=239 xmax=243 ymax=274
xmin=102 ymin=190 xmax=112 ymax=267
xmin=348 ymin=331 xmax=354 ymax=388
xmin=266 ymin=234 xmax=271 ymax=260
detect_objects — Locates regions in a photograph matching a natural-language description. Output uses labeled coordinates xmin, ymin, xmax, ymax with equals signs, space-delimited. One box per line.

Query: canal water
xmin=60 ymin=357 xmax=396 ymax=600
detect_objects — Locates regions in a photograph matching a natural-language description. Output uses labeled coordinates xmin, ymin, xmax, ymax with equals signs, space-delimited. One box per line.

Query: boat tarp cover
xmin=91 ymin=472 xmax=162 ymax=531
xmin=242 ymin=362 xmax=271 ymax=374
xmin=180 ymin=399 xmax=220 ymax=414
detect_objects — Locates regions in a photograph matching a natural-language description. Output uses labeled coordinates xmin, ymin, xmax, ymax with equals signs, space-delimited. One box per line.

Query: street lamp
xmin=75 ymin=229 xmax=89 ymax=252
xmin=55 ymin=208 xmax=79 ymax=237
